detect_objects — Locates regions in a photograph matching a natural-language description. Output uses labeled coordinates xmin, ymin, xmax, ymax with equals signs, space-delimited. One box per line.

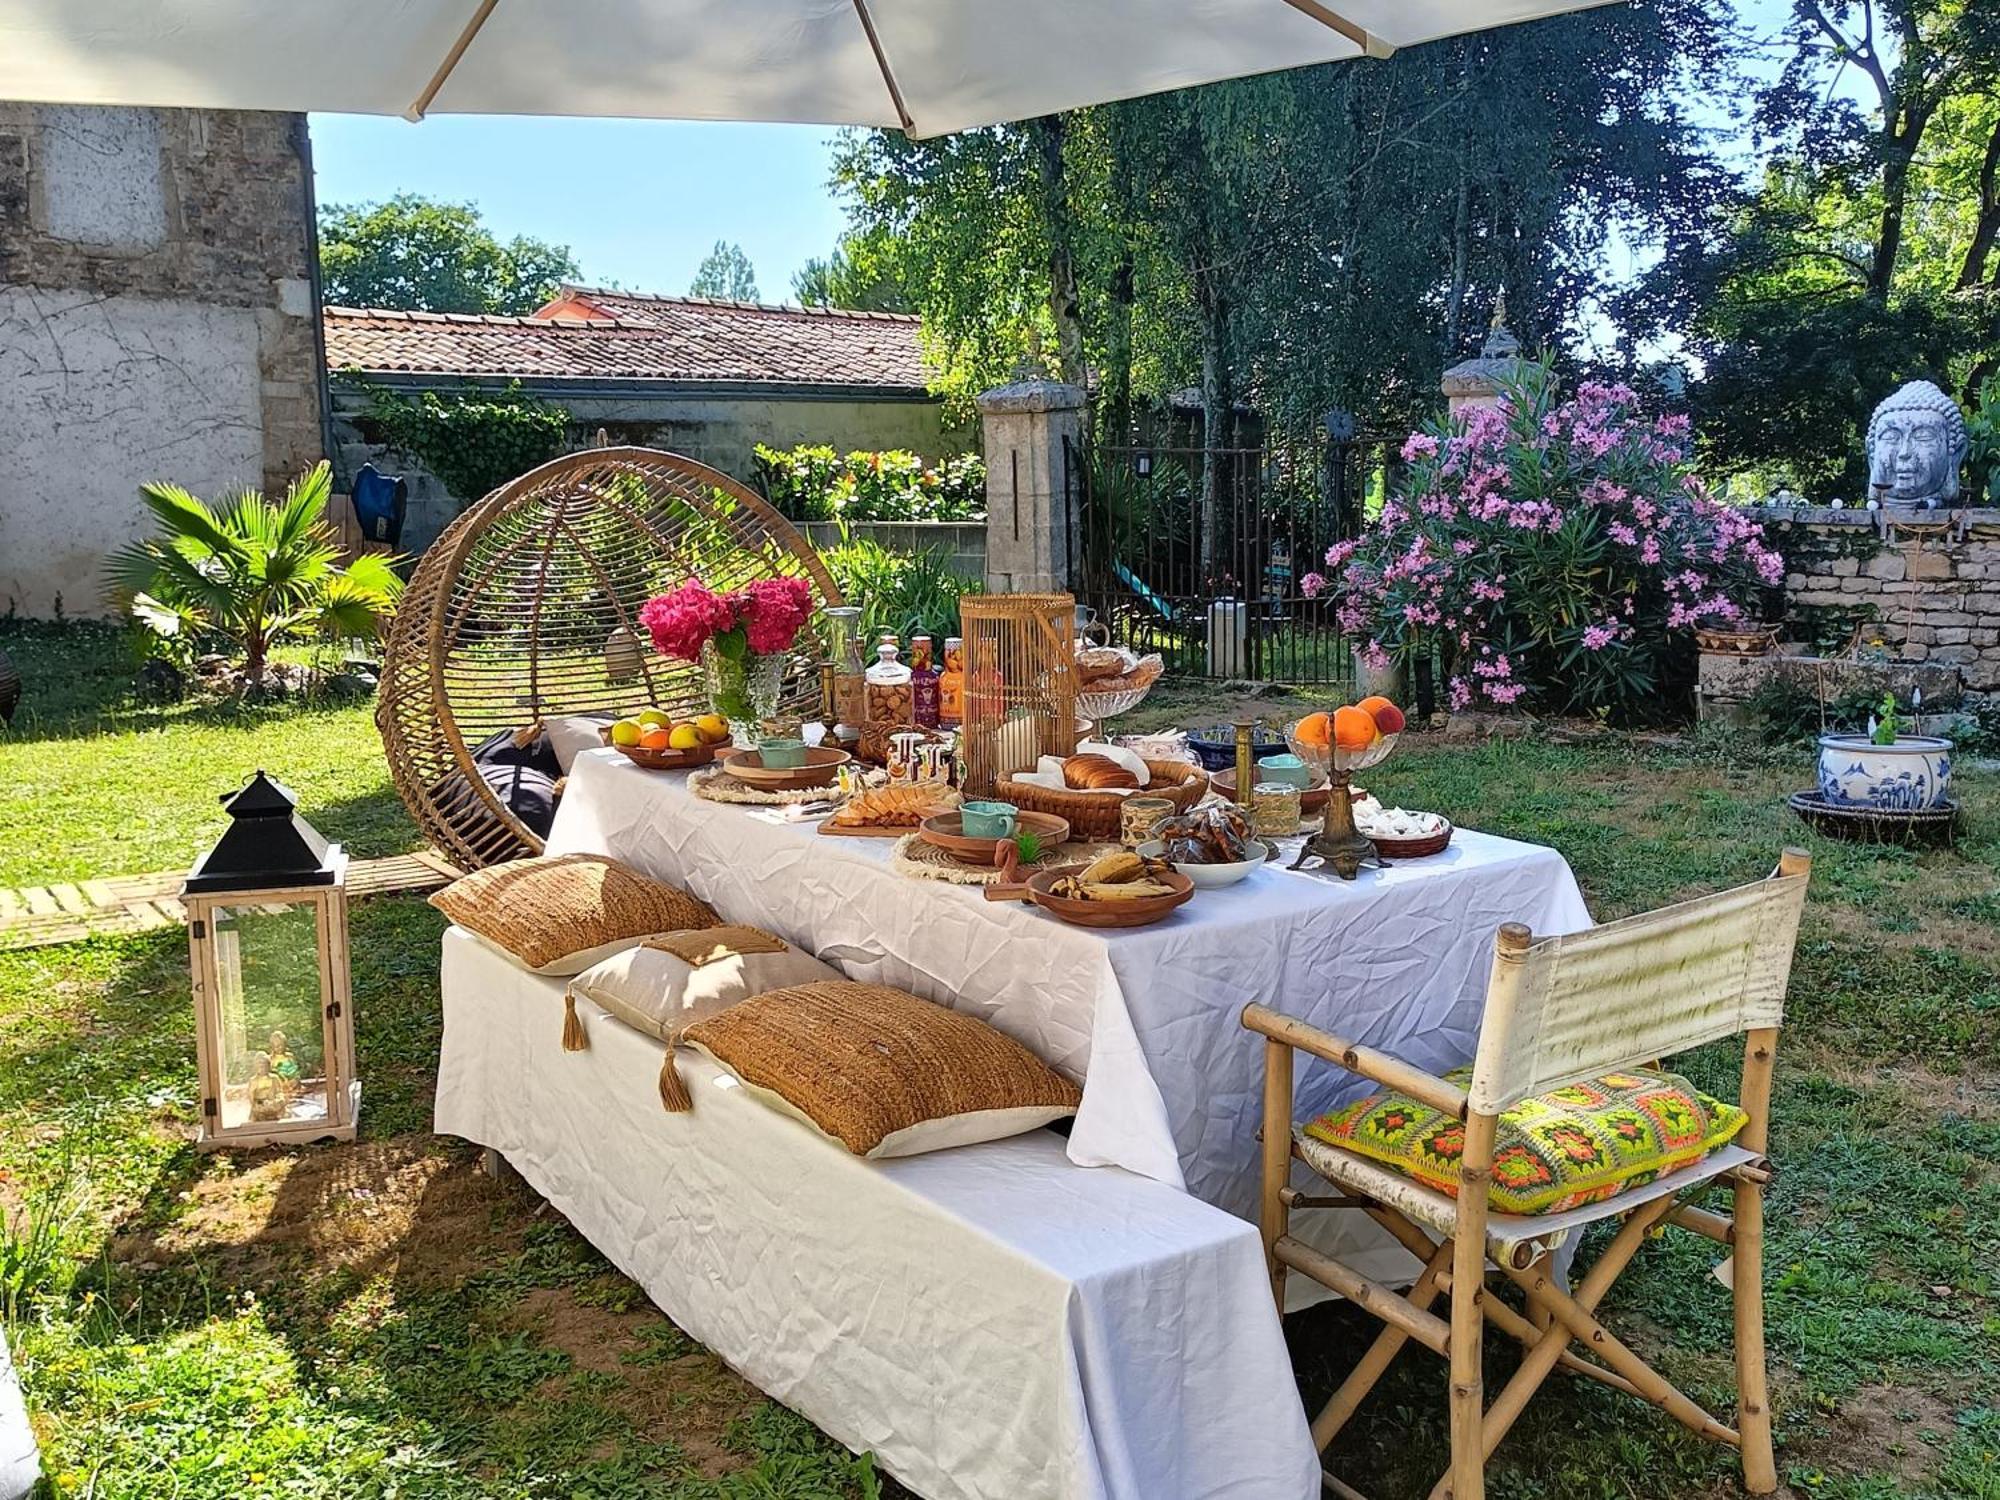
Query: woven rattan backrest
xmin=1467 ymin=866 xmax=1809 ymax=1114
xmin=378 ymin=447 xmax=839 ymax=870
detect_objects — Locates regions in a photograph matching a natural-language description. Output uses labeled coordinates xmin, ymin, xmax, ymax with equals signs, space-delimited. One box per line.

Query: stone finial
xmin=1866 ymin=380 xmax=1968 ymax=507
xmin=1441 ymin=293 xmax=1528 ymax=414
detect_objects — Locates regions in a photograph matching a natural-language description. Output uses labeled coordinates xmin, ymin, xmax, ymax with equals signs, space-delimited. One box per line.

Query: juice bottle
xmin=938 ymin=636 xmax=965 ymax=728
xmin=910 ymin=634 xmax=940 ymax=728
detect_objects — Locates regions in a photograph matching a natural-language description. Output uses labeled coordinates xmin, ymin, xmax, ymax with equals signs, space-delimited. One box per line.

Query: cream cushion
xmin=567 ymin=926 xmax=843 ymax=1043
xmin=429 ymin=853 xmax=718 ymax=975
xmin=681 ymin=980 xmax=1082 ymax=1158
xmin=544 ymin=713 xmax=617 ymax=773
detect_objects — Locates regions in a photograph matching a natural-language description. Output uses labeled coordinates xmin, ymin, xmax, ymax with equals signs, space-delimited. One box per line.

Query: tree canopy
xmin=817 ymin=0 xmax=1998 ymax=497
xmin=318 ymin=194 xmax=579 ymax=315
xmin=689 ymin=240 xmax=760 ymax=301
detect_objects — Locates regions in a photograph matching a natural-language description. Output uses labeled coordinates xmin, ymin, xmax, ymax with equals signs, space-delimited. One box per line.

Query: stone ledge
xmin=974 ymin=378 xmax=1088 ymax=416
xmin=1761 ymin=504 xmax=2000 ymax=530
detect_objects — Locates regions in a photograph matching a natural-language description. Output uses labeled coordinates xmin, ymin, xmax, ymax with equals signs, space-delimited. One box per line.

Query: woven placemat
xmin=689 ymin=766 xmax=847 ymax=806
xmin=888 ymin=833 xmax=1123 ymax=886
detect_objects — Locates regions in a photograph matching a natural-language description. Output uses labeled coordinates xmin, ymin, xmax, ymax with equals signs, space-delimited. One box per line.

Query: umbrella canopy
xmin=1 ymin=0 xmax=1616 ymax=138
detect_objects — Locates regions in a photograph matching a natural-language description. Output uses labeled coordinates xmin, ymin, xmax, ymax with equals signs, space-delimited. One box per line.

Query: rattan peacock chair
xmin=378 ymin=447 xmax=841 ymax=871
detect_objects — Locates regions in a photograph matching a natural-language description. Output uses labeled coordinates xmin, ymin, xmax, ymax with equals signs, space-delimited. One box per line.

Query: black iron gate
xmin=1068 ymin=430 xmax=1390 ymax=685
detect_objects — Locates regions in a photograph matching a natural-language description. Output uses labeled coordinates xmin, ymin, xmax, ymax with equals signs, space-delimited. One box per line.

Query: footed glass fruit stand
xmin=1284 ymin=722 xmax=1399 ymax=880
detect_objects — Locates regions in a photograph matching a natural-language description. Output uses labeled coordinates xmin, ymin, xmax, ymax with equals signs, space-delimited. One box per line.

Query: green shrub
xmin=824 ymin=539 xmax=983 ymax=642
xmin=354 ymin=376 xmax=571 ymax=506
xmin=755 ymin=444 xmax=984 ymax=523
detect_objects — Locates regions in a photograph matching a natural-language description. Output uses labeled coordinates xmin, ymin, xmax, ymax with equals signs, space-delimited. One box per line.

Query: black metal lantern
xmin=181 ymin=772 xmax=357 ymax=1149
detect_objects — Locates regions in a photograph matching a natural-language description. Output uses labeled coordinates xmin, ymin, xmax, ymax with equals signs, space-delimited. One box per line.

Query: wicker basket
xmin=999 ymin=759 xmax=1208 ymax=842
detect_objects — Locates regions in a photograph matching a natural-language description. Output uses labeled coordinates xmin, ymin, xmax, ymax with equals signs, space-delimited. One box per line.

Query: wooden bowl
xmin=599 ymin=726 xmax=727 ymax=771
xmin=1023 ymin=864 xmax=1194 ymax=929
xmin=1209 ymin=767 xmax=1332 ymax=815
xmin=919 ymin=810 xmax=1071 ymax=864
xmin=1368 ymin=819 xmax=1453 ymax=859
xmin=720 ymin=745 xmax=851 ymax=790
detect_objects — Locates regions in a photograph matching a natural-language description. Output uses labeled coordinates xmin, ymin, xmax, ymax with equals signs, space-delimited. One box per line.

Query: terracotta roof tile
xmin=323 ymin=289 xmax=929 ymax=391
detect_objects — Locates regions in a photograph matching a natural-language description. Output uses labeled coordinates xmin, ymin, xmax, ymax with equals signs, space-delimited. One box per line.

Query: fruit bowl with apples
xmin=602 ymin=708 xmax=734 ymax=770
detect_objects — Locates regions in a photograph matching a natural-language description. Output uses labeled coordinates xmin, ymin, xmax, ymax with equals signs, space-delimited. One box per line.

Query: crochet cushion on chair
xmin=1304 ymin=1068 xmax=1748 ymax=1216
xmin=430 ymin=853 xmax=718 ymax=975
xmin=681 ymin=980 xmax=1081 ymax=1158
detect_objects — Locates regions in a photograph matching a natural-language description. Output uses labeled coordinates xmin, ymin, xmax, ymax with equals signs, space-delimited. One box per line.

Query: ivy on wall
xmin=344 ymin=374 xmax=572 ymax=507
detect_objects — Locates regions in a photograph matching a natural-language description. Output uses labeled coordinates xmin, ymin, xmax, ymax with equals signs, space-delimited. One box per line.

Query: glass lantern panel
xmin=207 ymin=901 xmax=329 ymax=1133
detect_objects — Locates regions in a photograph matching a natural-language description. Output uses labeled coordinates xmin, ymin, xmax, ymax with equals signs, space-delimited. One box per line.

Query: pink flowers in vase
xmin=639 ymin=576 xmax=815 ymax=663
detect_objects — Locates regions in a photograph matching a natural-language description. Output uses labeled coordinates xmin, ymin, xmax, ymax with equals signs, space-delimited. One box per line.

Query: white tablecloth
xmin=437 ymin=928 xmax=1321 ymax=1500
xmin=548 ymin=750 xmax=1592 ymax=1219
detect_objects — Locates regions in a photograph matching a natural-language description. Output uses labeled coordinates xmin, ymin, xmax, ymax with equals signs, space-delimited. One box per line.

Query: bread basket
xmin=998 ymin=759 xmax=1208 ymax=842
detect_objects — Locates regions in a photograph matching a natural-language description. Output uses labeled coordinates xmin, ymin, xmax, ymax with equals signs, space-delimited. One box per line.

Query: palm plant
xmin=106 ymin=462 xmax=403 ymax=687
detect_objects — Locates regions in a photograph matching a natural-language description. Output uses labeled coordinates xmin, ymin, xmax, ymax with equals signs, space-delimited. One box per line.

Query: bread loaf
xmin=1061 ymin=753 xmax=1141 ymax=791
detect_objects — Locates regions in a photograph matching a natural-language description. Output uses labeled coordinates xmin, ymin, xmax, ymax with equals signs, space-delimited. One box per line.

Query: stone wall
xmin=1765 ymin=505 xmax=2000 ymax=698
xmin=0 ymin=104 xmax=322 ymax=616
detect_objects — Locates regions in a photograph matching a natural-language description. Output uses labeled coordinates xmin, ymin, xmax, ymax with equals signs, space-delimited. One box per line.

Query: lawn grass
xmin=0 ymin=620 xmax=416 ymax=886
xmin=1 ymin=641 xmax=1996 ymax=1499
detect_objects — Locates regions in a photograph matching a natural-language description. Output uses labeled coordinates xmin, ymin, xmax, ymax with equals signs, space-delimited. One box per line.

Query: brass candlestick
xmin=1232 ymin=720 xmax=1255 ymax=806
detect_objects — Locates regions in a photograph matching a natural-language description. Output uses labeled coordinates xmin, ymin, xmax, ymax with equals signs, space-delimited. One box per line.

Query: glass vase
xmin=701 ymin=638 xmax=786 ymax=745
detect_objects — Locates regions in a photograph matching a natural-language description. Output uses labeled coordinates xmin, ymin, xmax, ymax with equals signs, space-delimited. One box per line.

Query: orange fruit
xmin=1294 ymin=712 xmax=1333 ymax=748
xmin=1357 ymin=695 xmax=1406 ymax=734
xmin=638 ymin=727 xmax=672 ymax=752
xmin=1332 ymin=706 xmax=1382 ymax=752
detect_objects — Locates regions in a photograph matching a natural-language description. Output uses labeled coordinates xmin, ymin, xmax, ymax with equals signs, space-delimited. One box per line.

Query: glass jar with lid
xmin=823 ymin=605 xmax=866 ymax=743
xmin=865 ymin=635 xmax=914 ymax=726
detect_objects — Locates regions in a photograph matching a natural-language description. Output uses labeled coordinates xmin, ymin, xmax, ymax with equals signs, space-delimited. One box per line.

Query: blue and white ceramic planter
xmin=1815 ymin=734 xmax=1953 ymax=811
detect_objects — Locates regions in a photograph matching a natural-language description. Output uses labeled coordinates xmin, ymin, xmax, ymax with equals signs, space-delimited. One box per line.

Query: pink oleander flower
xmin=1448 ymin=677 xmax=1473 ymax=711
xmin=640 ymin=580 xmax=739 ymax=662
xmin=1581 ymin=623 xmax=1618 ymax=651
xmin=1402 ymin=433 xmax=1440 ymax=462
xmin=1300 ymin=571 xmax=1328 ymax=599
xmin=1608 ymin=523 xmax=1638 ymax=546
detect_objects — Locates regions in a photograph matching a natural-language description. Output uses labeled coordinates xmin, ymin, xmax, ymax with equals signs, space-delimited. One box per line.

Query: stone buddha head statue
xmin=1866 ymin=380 xmax=1968 ymax=506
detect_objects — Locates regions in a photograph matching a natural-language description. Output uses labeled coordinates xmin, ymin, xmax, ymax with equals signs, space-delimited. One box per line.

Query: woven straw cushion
xmin=1304 ymin=1067 xmax=1747 ymax=1216
xmin=682 ymin=981 xmax=1082 ymax=1158
xmin=430 ymin=853 xmax=718 ymax=975
xmin=567 ymin=926 xmax=843 ymax=1042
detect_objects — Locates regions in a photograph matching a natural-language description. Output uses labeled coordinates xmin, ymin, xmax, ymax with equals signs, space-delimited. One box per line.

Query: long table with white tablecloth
xmin=547 ymin=748 xmax=1593 ymax=1223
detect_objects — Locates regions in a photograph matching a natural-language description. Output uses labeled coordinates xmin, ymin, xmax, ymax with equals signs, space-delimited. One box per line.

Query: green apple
xmin=636 ymin=707 xmax=672 ymax=729
xmin=610 ymin=718 xmax=644 ymax=747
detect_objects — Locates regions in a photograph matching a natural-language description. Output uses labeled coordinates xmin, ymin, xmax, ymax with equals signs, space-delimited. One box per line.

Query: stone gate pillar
xmin=1440 ymin=314 xmax=1528 ymax=416
xmin=976 ymin=378 xmax=1087 ymax=593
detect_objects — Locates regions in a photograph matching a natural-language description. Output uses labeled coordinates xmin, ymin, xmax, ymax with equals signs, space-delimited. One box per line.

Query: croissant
xmin=832 ymin=782 xmax=953 ymax=827
xmin=1061 ymin=753 xmax=1140 ymax=791
xmin=1075 ymin=646 xmax=1137 ymax=684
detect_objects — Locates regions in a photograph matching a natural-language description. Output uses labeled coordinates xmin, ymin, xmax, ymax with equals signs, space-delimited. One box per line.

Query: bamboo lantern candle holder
xmin=958 ymin=593 xmax=1080 ymax=798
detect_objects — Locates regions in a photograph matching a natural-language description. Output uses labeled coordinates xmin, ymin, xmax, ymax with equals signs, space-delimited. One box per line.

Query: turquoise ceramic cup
xmin=758 ymin=738 xmax=809 ymax=769
xmin=1255 ymin=753 xmax=1312 ymax=790
xmin=960 ymin=800 xmax=1019 ymax=838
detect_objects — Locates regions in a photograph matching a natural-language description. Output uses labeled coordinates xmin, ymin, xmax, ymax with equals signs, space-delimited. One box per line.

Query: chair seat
xmin=1295 ymin=1127 xmax=1761 ymax=1254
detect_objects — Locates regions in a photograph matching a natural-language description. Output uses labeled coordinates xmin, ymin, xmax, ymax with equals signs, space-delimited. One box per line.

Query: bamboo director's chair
xmin=1243 ymin=849 xmax=1811 ymax=1500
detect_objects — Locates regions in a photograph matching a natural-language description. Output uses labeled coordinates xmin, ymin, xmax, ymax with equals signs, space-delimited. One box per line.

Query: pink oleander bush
xmin=1303 ymin=363 xmax=1784 ymax=722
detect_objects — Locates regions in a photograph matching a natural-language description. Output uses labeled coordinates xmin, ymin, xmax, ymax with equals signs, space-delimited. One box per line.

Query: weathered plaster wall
xmin=330 ymin=381 xmax=967 ymax=558
xmin=0 ymin=104 xmax=321 ymax=615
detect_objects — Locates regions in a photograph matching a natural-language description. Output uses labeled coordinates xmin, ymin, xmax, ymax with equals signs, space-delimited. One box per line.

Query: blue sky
xmin=308 ymin=115 xmax=847 ymax=304
xmin=305 ymin=0 xmax=1819 ymax=317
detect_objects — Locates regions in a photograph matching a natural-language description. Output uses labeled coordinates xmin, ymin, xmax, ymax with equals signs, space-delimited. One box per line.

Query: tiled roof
xmin=323 ymin=288 xmax=929 ymax=391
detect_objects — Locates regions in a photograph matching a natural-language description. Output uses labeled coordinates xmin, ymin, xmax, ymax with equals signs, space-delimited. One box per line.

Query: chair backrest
xmin=1467 ymin=856 xmax=1810 ymax=1115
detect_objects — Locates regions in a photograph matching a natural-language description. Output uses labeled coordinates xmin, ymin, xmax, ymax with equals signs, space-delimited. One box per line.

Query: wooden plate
xmin=919 ymin=810 xmax=1072 ymax=864
xmin=719 ymin=745 xmax=851 ymax=790
xmin=1023 ymin=864 xmax=1194 ymax=929
xmin=1208 ymin=767 xmax=1332 ymax=814
xmin=599 ymin=726 xmax=729 ymax=771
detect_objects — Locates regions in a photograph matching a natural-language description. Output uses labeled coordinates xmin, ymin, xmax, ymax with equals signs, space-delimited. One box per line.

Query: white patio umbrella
xmin=0 ymin=0 xmax=1616 ymax=139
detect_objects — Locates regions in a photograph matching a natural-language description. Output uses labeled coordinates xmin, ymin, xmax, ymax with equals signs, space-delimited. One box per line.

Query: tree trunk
xmin=1958 ymin=116 xmax=2000 ymax=290
xmin=1104 ymin=249 xmax=1136 ymax=445
xmin=1196 ymin=272 xmax=1232 ymax=587
xmin=1869 ymin=113 xmax=1929 ymax=299
xmin=1032 ymin=115 xmax=1087 ymax=392
xmin=1443 ymin=165 xmax=1473 ymax=356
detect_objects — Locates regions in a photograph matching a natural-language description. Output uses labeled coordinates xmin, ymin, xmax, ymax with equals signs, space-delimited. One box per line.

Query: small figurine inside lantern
xmin=182 ymin=771 xmax=357 ymax=1148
